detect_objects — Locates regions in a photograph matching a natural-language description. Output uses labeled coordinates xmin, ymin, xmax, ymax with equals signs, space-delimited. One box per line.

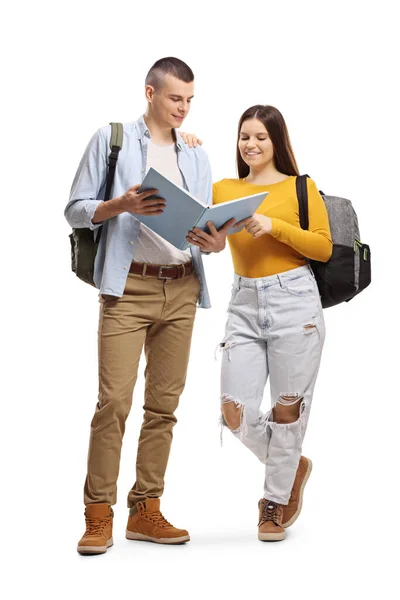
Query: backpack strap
xmin=296 ymin=174 xmax=310 ymax=230
xmin=110 ymin=121 xmax=123 ymax=149
xmin=104 ymin=122 xmax=123 ymax=203
xmin=95 ymin=122 xmax=123 ymax=244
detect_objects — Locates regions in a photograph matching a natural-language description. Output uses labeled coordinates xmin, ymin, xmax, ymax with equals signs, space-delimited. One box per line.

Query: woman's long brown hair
xmin=236 ymin=105 xmax=300 ymax=179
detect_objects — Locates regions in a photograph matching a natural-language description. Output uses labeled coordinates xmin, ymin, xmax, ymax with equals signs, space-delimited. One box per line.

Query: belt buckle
xmin=158 ymin=265 xmax=174 ymax=279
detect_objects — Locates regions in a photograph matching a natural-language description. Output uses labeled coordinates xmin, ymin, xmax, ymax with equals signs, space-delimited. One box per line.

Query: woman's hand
xmin=178 ymin=131 xmax=203 ymax=148
xmin=234 ymin=214 xmax=272 ymax=237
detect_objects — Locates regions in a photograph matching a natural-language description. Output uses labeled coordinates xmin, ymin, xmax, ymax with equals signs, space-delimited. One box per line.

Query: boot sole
xmin=77 ymin=537 xmax=113 ymax=555
xmin=125 ymin=531 xmax=190 ymax=544
xmin=258 ymin=531 xmax=286 ymax=542
xmin=283 ymin=458 xmax=313 ymax=529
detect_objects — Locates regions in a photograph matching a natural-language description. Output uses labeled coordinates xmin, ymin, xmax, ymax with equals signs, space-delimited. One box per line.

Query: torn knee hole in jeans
xmin=277 ymin=393 xmax=304 ymax=406
xmin=221 ymin=395 xmax=243 ymax=429
xmin=220 ymin=394 xmax=247 ymax=444
xmin=266 ymin=393 xmax=306 ymax=429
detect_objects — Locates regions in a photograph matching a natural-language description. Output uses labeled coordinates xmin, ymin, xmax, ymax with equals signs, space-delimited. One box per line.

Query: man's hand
xmin=186 ymin=218 xmax=236 ymax=252
xmin=120 ymin=184 xmax=166 ymax=215
xmin=178 ymin=131 xmax=203 ymax=148
xmin=234 ymin=214 xmax=272 ymax=237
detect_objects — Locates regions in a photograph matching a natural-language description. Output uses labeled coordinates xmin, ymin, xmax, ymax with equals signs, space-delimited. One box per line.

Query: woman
xmin=183 ymin=105 xmax=332 ymax=541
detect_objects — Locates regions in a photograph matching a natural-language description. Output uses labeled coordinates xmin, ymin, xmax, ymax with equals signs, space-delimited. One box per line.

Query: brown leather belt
xmin=130 ymin=261 xmax=194 ymax=279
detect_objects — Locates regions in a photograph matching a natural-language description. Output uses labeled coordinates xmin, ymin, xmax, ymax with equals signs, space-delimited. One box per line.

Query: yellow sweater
xmin=212 ymin=177 xmax=332 ymax=278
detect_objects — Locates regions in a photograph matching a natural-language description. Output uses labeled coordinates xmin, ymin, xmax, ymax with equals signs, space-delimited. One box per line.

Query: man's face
xmin=147 ymin=74 xmax=194 ymax=129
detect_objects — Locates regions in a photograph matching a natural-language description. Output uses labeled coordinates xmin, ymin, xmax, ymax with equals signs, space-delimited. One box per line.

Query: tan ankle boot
xmin=258 ymin=499 xmax=286 ymax=541
xmin=282 ymin=456 xmax=313 ymax=528
xmin=126 ymin=498 xmax=190 ymax=545
xmin=77 ymin=503 xmax=113 ymax=555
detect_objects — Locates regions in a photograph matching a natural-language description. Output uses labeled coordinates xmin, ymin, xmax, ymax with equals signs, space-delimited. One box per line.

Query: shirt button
xmin=124 ymin=266 xmax=127 ymax=270
xmin=129 ymin=241 xmax=134 ymax=245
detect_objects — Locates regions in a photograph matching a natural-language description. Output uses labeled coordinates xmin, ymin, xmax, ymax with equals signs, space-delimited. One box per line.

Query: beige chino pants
xmin=83 ymin=271 xmax=200 ymax=509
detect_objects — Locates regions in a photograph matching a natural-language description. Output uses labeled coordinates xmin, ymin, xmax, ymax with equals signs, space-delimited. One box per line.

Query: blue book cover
xmin=134 ymin=168 xmax=268 ymax=251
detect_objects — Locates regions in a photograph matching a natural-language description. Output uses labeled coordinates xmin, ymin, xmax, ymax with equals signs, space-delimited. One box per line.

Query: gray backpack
xmin=69 ymin=122 xmax=123 ymax=286
xmin=296 ymin=175 xmax=371 ymax=308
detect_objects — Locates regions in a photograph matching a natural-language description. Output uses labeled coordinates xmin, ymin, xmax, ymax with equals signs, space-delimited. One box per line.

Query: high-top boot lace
xmin=145 ymin=510 xmax=173 ymax=528
xmin=85 ymin=510 xmax=113 ymax=535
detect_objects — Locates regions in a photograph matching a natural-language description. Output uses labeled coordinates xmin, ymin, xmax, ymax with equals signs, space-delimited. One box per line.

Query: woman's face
xmin=238 ymin=118 xmax=274 ymax=170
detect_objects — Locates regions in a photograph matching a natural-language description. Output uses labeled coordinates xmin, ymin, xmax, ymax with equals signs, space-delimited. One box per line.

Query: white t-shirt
xmin=133 ymin=139 xmax=191 ymax=265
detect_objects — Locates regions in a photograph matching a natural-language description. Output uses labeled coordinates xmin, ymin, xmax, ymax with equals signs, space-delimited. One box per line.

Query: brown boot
xmin=126 ymin=498 xmax=190 ymax=545
xmin=77 ymin=503 xmax=114 ymax=555
xmin=258 ymin=499 xmax=286 ymax=541
xmin=282 ymin=456 xmax=313 ymax=528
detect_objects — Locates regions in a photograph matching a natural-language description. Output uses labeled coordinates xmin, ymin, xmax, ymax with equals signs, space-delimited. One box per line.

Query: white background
xmin=2 ymin=1 xmax=399 ymax=598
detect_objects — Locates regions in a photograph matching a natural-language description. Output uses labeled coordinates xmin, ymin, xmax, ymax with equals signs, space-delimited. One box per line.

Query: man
xmin=65 ymin=57 xmax=232 ymax=554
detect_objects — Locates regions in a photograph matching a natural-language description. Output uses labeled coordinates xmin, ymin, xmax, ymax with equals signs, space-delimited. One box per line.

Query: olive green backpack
xmin=69 ymin=122 xmax=123 ymax=286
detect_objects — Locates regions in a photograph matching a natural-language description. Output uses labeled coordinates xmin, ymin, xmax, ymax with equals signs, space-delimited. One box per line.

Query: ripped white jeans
xmin=219 ymin=265 xmax=325 ymax=505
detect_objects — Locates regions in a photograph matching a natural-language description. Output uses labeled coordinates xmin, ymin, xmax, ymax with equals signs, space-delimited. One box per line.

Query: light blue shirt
xmin=65 ymin=115 xmax=212 ymax=308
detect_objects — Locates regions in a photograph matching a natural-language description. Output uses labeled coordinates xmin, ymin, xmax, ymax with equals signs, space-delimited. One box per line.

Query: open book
xmin=134 ymin=168 xmax=268 ymax=251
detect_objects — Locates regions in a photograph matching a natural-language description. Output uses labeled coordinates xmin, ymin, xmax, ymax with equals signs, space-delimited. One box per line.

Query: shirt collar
xmin=135 ymin=115 xmax=185 ymax=152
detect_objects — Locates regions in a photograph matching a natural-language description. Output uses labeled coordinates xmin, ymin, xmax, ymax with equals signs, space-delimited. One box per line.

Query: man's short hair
xmin=145 ymin=57 xmax=194 ymax=91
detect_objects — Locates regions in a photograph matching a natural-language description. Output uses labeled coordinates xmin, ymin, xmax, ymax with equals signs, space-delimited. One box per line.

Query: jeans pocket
xmin=283 ymin=275 xmax=315 ymax=297
xmin=228 ymin=283 xmax=240 ymax=310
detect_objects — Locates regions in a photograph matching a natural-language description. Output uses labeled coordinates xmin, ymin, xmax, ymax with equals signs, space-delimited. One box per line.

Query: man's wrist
xmin=92 ymin=195 xmax=126 ymax=224
xmin=111 ymin=195 xmax=126 ymax=213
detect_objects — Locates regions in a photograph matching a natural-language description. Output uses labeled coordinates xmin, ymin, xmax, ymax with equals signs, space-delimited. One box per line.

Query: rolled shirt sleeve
xmin=64 ymin=128 xmax=108 ymax=230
